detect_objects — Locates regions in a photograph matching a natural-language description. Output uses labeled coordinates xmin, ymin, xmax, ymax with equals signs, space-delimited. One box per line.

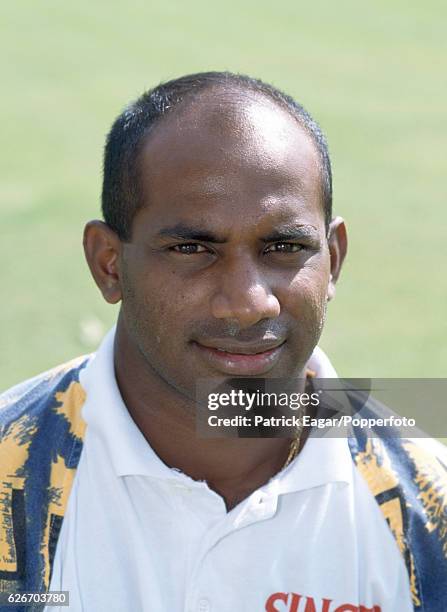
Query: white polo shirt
xmin=47 ymin=330 xmax=413 ymax=612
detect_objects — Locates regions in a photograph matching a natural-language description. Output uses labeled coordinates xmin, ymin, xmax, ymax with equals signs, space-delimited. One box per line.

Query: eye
xmin=264 ymin=242 xmax=304 ymax=254
xmin=170 ymin=243 xmax=209 ymax=255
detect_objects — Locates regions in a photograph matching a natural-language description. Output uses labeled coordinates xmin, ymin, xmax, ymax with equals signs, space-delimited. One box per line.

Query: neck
xmin=113 ymin=319 xmax=310 ymax=511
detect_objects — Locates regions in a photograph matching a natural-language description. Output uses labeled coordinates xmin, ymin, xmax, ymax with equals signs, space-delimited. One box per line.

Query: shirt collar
xmin=268 ymin=346 xmax=353 ymax=495
xmin=80 ymin=327 xmax=353 ymax=490
xmin=80 ymin=326 xmax=181 ymax=480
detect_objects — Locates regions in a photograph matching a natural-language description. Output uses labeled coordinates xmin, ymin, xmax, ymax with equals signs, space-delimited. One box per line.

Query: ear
xmin=83 ymin=220 xmax=123 ymax=304
xmin=326 ymin=216 xmax=348 ymax=302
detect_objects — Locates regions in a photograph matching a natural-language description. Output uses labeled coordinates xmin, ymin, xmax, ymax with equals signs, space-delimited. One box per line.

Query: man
xmin=0 ymin=72 xmax=446 ymax=612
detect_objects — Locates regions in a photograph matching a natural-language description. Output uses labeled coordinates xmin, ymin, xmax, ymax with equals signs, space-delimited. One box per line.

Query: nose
xmin=210 ymin=258 xmax=280 ymax=328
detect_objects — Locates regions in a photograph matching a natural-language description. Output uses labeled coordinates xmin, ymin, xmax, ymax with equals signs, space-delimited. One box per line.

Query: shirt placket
xmin=184 ymin=491 xmax=277 ymax=612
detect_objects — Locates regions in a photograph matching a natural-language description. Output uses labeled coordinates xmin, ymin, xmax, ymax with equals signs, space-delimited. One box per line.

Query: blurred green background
xmin=1 ymin=0 xmax=446 ymax=390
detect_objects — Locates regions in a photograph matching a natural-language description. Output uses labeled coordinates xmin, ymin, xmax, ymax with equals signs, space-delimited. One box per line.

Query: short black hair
xmin=102 ymin=71 xmax=333 ymax=241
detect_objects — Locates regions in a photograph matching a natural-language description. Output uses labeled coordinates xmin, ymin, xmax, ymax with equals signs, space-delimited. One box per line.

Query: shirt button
xmin=198 ymin=598 xmax=211 ymax=612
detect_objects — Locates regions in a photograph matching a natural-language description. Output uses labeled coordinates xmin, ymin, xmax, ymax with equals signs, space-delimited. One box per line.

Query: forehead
xmin=135 ymin=88 xmax=324 ymax=233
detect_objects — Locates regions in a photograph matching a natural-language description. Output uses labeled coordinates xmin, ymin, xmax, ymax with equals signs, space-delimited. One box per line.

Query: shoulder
xmin=0 ymin=356 xmax=93 ymax=592
xmin=0 ymin=355 xmax=92 ymax=444
xmin=349 ymin=433 xmax=447 ymax=489
xmin=345 ymin=390 xmax=447 ymax=505
xmin=349 ymin=433 xmax=447 ymax=610
xmin=348 ymin=434 xmax=447 ymax=547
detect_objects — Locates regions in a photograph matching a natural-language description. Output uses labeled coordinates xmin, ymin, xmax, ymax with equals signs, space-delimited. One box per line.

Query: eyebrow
xmin=260 ymin=225 xmax=320 ymax=242
xmin=156 ymin=222 xmax=320 ymax=243
xmin=157 ymin=224 xmax=227 ymax=243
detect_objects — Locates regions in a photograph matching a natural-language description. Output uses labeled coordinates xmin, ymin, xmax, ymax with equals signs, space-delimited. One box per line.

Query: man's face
xmin=119 ymin=89 xmax=333 ymax=398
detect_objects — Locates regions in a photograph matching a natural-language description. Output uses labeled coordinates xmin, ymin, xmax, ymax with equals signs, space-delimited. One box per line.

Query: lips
xmin=192 ymin=339 xmax=286 ymax=375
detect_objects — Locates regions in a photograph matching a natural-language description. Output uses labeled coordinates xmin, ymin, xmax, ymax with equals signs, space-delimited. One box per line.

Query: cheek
xmin=281 ymin=266 xmax=329 ymax=329
xmin=122 ymin=269 xmax=198 ymax=350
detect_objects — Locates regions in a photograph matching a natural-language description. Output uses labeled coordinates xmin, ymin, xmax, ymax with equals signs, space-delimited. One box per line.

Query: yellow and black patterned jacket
xmin=1 ymin=358 xmax=447 ymax=611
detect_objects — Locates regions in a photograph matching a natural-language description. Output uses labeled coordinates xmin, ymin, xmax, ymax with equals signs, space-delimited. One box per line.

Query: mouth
xmin=192 ymin=339 xmax=286 ymax=376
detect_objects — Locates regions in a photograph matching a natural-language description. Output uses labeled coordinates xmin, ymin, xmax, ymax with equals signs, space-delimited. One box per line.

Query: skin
xmin=84 ymin=87 xmax=347 ymax=510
